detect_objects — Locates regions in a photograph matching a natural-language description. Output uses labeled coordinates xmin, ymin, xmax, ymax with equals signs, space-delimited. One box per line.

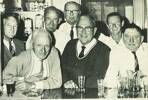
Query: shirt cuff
xmin=34 ymin=81 xmax=43 ymax=89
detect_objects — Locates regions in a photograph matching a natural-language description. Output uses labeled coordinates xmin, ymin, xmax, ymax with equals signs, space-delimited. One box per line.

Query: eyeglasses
xmin=65 ymin=10 xmax=79 ymax=14
xmin=76 ymin=26 xmax=93 ymax=32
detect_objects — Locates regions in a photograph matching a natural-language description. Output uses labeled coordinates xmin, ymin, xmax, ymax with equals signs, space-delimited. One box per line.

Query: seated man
xmin=62 ymin=15 xmax=110 ymax=88
xmin=104 ymin=24 xmax=148 ymax=88
xmin=2 ymin=13 xmax=25 ymax=70
xmin=3 ymin=29 xmax=62 ymax=90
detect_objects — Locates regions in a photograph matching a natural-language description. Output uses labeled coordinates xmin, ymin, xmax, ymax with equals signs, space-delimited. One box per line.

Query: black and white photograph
xmin=0 ymin=0 xmax=148 ymax=99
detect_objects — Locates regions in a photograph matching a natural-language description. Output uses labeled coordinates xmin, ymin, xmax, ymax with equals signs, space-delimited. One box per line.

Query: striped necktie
xmin=132 ymin=51 xmax=139 ymax=72
xmin=9 ymin=40 xmax=15 ymax=56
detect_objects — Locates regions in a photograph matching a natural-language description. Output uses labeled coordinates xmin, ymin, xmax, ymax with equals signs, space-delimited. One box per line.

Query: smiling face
xmin=4 ymin=16 xmax=17 ymax=39
xmin=123 ymin=28 xmax=143 ymax=52
xmin=65 ymin=3 xmax=80 ymax=25
xmin=76 ymin=16 xmax=96 ymax=45
xmin=33 ymin=31 xmax=51 ymax=60
xmin=45 ymin=10 xmax=60 ymax=33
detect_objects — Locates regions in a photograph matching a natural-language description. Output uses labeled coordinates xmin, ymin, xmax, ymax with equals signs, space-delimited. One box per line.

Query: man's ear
xmin=94 ymin=27 xmax=97 ymax=34
xmin=105 ymin=22 xmax=110 ymax=29
xmin=141 ymin=36 xmax=144 ymax=43
xmin=121 ymin=20 xmax=125 ymax=27
xmin=58 ymin=18 xmax=62 ymax=24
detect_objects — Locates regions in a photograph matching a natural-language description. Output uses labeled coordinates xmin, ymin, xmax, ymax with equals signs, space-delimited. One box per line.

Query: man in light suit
xmin=2 ymin=13 xmax=25 ymax=70
xmin=3 ymin=29 xmax=62 ymax=90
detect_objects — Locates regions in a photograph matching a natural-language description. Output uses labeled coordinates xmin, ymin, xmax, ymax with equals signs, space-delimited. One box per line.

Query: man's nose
xmin=70 ymin=11 xmax=74 ymax=16
xmin=40 ymin=46 xmax=46 ymax=53
xmin=82 ymin=28 xmax=86 ymax=34
xmin=129 ymin=37 xmax=134 ymax=42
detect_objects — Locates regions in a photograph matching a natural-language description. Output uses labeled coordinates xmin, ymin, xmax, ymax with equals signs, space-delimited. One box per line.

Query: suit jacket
xmin=3 ymin=47 xmax=62 ymax=89
xmin=2 ymin=38 xmax=25 ymax=70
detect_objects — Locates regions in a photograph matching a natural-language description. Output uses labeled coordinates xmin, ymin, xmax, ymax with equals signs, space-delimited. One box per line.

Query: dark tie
xmin=9 ymin=40 xmax=15 ymax=56
xmin=70 ymin=26 xmax=74 ymax=40
xmin=132 ymin=52 xmax=139 ymax=72
xmin=79 ymin=46 xmax=86 ymax=58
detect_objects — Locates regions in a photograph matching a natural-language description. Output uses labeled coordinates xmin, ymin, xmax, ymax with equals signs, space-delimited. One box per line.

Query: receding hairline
xmin=32 ymin=29 xmax=52 ymax=44
xmin=64 ymin=1 xmax=81 ymax=11
xmin=76 ymin=15 xmax=96 ymax=27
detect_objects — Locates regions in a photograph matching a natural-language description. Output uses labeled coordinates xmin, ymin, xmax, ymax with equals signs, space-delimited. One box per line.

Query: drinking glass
xmin=78 ymin=75 xmax=85 ymax=89
xmin=97 ymin=79 xmax=104 ymax=97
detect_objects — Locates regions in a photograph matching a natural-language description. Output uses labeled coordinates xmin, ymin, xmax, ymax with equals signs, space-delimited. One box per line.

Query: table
xmin=0 ymin=88 xmax=148 ymax=99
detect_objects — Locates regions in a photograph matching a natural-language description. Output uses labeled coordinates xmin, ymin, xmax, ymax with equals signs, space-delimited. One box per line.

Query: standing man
xmin=2 ymin=13 xmax=25 ymax=70
xmin=55 ymin=1 xmax=81 ymax=54
xmin=3 ymin=29 xmax=62 ymax=90
xmin=62 ymin=15 xmax=110 ymax=88
xmin=104 ymin=24 xmax=148 ymax=88
xmin=98 ymin=12 xmax=124 ymax=49
xmin=26 ymin=6 xmax=62 ymax=49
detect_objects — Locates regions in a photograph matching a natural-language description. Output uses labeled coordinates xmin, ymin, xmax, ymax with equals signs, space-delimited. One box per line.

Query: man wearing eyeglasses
xmin=62 ymin=15 xmax=110 ymax=88
xmin=55 ymin=1 xmax=81 ymax=54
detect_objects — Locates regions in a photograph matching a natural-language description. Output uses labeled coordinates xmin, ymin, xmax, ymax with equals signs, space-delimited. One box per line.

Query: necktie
xmin=132 ymin=52 xmax=139 ymax=72
xmin=70 ymin=26 xmax=74 ymax=40
xmin=40 ymin=60 xmax=44 ymax=76
xmin=9 ymin=40 xmax=15 ymax=56
xmin=79 ymin=46 xmax=86 ymax=58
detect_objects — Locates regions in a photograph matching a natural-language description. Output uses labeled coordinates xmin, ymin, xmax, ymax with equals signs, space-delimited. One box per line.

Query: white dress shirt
xmin=104 ymin=41 xmax=148 ymax=88
xmin=77 ymin=38 xmax=97 ymax=57
xmin=98 ymin=33 xmax=122 ymax=50
xmin=55 ymin=22 xmax=77 ymax=54
xmin=3 ymin=39 xmax=16 ymax=51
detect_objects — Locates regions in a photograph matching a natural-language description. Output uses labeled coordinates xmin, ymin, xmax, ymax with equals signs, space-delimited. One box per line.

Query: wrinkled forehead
xmin=45 ymin=10 xmax=59 ymax=19
xmin=4 ymin=16 xmax=17 ymax=24
xmin=108 ymin=16 xmax=121 ymax=23
xmin=65 ymin=3 xmax=79 ymax=10
xmin=124 ymin=28 xmax=141 ymax=36
xmin=77 ymin=16 xmax=93 ymax=27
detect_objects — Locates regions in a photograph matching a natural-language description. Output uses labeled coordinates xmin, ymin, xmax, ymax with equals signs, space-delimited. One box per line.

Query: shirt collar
xmin=77 ymin=38 xmax=97 ymax=55
xmin=31 ymin=49 xmax=42 ymax=62
xmin=3 ymin=39 xmax=15 ymax=50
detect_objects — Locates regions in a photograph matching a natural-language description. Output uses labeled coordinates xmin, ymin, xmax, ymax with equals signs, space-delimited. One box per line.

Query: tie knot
xmin=81 ymin=46 xmax=86 ymax=50
xmin=71 ymin=26 xmax=74 ymax=30
xmin=132 ymin=51 xmax=136 ymax=55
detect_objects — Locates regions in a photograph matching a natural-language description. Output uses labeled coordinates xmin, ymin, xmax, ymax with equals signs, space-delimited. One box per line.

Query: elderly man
xmin=56 ymin=1 xmax=81 ymax=54
xmin=104 ymin=24 xmax=148 ymax=88
xmin=3 ymin=29 xmax=62 ymax=90
xmin=2 ymin=13 xmax=25 ymax=70
xmin=98 ymin=12 xmax=124 ymax=49
xmin=62 ymin=15 xmax=110 ymax=88
xmin=26 ymin=6 xmax=62 ymax=49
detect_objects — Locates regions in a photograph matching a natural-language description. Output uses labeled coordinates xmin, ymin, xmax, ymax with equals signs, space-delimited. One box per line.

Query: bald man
xmin=3 ymin=29 xmax=62 ymax=91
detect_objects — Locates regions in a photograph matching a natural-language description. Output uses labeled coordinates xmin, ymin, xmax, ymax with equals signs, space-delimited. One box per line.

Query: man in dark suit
xmin=2 ymin=13 xmax=25 ymax=70
xmin=62 ymin=15 xmax=110 ymax=88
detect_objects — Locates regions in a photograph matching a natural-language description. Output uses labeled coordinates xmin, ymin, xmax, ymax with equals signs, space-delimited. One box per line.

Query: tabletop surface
xmin=0 ymin=88 xmax=148 ymax=99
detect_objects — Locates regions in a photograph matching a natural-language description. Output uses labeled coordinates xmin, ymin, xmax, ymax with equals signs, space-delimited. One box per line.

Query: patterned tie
xmin=79 ymin=46 xmax=86 ymax=58
xmin=70 ymin=26 xmax=74 ymax=40
xmin=132 ymin=52 xmax=139 ymax=72
xmin=9 ymin=40 xmax=15 ymax=56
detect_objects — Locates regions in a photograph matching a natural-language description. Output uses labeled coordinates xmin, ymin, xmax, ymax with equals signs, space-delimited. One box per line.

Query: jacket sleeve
xmin=3 ymin=55 xmax=24 ymax=81
xmin=35 ymin=48 xmax=62 ymax=89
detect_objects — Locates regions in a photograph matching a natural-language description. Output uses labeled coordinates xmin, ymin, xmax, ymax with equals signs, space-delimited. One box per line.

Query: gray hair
xmin=32 ymin=29 xmax=52 ymax=44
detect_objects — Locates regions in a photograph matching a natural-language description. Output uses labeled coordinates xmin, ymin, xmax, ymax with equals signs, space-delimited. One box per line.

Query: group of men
xmin=1 ymin=1 xmax=148 ymax=92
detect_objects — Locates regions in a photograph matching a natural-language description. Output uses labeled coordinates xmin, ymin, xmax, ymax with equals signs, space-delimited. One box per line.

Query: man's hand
xmin=25 ymin=74 xmax=44 ymax=83
xmin=64 ymin=80 xmax=78 ymax=89
xmin=15 ymin=81 xmax=34 ymax=91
